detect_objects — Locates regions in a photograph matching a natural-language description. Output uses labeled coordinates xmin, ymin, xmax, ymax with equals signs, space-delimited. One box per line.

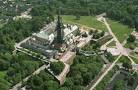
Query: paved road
xmin=100 ymin=55 xmax=110 ymax=64
xmin=15 ymin=37 xmax=31 ymax=50
xmin=85 ymin=64 xmax=110 ymax=90
xmin=103 ymin=18 xmax=128 ymax=56
xmin=102 ymin=17 xmax=135 ymax=64
xmin=89 ymin=54 xmax=122 ymax=90
xmin=89 ymin=17 xmax=136 ymax=90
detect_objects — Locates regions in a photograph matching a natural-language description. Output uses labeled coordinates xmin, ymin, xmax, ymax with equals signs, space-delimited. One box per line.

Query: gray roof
xmin=35 ymin=31 xmax=49 ymax=40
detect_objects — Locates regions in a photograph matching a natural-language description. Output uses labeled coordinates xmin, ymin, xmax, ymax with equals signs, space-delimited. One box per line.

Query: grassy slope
xmin=62 ymin=15 xmax=107 ymax=31
xmin=108 ymin=20 xmax=133 ymax=43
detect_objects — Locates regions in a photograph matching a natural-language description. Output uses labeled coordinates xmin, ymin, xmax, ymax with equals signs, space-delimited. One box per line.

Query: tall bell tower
xmin=55 ymin=14 xmax=64 ymax=46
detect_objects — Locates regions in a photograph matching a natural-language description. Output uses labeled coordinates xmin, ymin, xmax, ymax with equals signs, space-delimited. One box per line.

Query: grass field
xmin=125 ymin=41 xmax=138 ymax=49
xmin=107 ymin=41 xmax=116 ymax=47
xmin=118 ymin=56 xmax=131 ymax=63
xmin=131 ymin=57 xmax=138 ymax=64
xmin=62 ymin=15 xmax=107 ymax=31
xmin=108 ymin=20 xmax=133 ymax=43
xmin=62 ymin=15 xmax=133 ymax=43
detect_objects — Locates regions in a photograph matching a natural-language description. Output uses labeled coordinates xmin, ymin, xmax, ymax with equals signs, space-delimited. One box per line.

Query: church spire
xmin=56 ymin=13 xmax=64 ymax=45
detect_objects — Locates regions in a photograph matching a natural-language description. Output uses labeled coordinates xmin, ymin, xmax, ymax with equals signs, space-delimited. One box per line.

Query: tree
xmin=45 ymin=80 xmax=59 ymax=90
xmin=7 ymin=67 xmax=16 ymax=77
xmin=72 ymin=85 xmax=84 ymax=90
xmin=105 ymin=52 xmax=114 ymax=62
xmin=12 ymin=73 xmax=22 ymax=85
xmin=127 ymin=77 xmax=134 ymax=86
xmin=135 ymin=24 xmax=138 ymax=32
xmin=50 ymin=61 xmax=64 ymax=75
xmin=63 ymin=78 xmax=73 ymax=88
xmin=0 ymin=59 xmax=10 ymax=71
xmin=129 ymin=44 xmax=135 ymax=50
xmin=0 ymin=83 xmax=9 ymax=90
xmin=82 ymin=32 xmax=88 ymax=37
xmin=114 ymin=80 xmax=125 ymax=90
xmin=89 ymin=29 xmax=94 ymax=35
xmin=75 ymin=14 xmax=80 ymax=20
xmin=0 ymin=79 xmax=10 ymax=90
xmin=100 ymin=31 xmax=105 ymax=37
xmin=127 ymin=35 xmax=136 ymax=42
xmin=122 ymin=62 xmax=132 ymax=70
xmin=73 ymin=74 xmax=83 ymax=85
xmin=31 ymin=75 xmax=43 ymax=87
xmin=31 ymin=17 xmax=44 ymax=32
xmin=58 ymin=87 xmax=69 ymax=90
xmin=134 ymin=16 xmax=138 ymax=32
xmin=83 ymin=72 xmax=93 ymax=85
xmin=39 ymin=71 xmax=54 ymax=81
xmin=93 ymin=42 xmax=101 ymax=49
xmin=93 ymin=33 xmax=100 ymax=39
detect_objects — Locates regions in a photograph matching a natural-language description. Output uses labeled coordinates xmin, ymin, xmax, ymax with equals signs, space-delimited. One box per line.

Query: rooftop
xmin=64 ymin=25 xmax=78 ymax=37
xmin=34 ymin=31 xmax=49 ymax=40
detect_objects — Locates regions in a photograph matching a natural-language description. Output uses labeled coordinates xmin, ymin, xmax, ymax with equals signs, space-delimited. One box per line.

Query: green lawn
xmin=62 ymin=15 xmax=133 ymax=42
xmin=62 ymin=15 xmax=107 ymax=31
xmin=131 ymin=57 xmax=138 ymax=64
xmin=107 ymin=41 xmax=116 ymax=47
xmin=130 ymin=52 xmax=138 ymax=58
xmin=108 ymin=20 xmax=133 ymax=43
xmin=125 ymin=41 xmax=138 ymax=49
xmin=62 ymin=15 xmax=133 ymax=43
xmin=118 ymin=56 xmax=131 ymax=63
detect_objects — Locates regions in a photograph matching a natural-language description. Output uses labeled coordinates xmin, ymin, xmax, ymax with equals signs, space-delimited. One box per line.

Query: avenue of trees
xmin=0 ymin=53 xmax=42 ymax=89
xmin=26 ymin=54 xmax=103 ymax=90
xmin=112 ymin=73 xmax=137 ymax=90
xmin=114 ymin=80 xmax=125 ymax=90
xmin=26 ymin=70 xmax=59 ymax=90
xmin=95 ymin=66 xmax=118 ymax=90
